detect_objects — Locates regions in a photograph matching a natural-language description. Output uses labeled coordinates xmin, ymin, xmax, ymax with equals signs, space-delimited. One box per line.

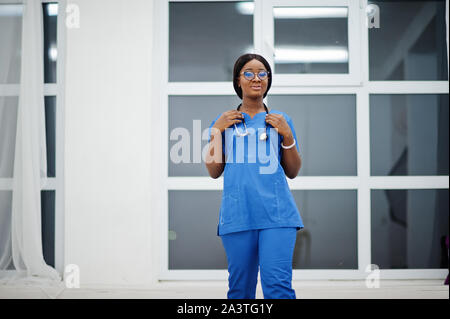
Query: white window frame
xmin=263 ymin=0 xmax=362 ymax=87
xmin=153 ymin=0 xmax=449 ymax=281
xmin=0 ymin=0 xmax=67 ymax=275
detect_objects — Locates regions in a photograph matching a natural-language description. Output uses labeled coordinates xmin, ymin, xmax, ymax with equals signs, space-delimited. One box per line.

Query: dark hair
xmin=233 ymin=53 xmax=272 ymax=99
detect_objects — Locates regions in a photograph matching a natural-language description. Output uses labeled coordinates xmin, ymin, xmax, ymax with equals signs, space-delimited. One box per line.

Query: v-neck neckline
xmin=242 ymin=111 xmax=267 ymax=120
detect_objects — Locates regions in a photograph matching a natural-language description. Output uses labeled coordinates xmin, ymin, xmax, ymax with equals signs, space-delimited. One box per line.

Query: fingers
xmin=221 ymin=110 xmax=243 ymax=128
xmin=265 ymin=113 xmax=284 ymax=125
xmin=225 ymin=110 xmax=244 ymax=126
xmin=265 ymin=115 xmax=278 ymax=126
xmin=226 ymin=110 xmax=244 ymax=120
xmin=265 ymin=113 xmax=282 ymax=120
xmin=265 ymin=114 xmax=287 ymax=133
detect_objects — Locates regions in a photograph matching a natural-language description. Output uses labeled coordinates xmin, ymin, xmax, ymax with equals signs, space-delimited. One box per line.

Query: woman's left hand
xmin=265 ymin=113 xmax=292 ymax=138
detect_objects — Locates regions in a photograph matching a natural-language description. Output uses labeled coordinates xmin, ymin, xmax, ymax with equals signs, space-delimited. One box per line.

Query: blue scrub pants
xmin=220 ymin=227 xmax=297 ymax=299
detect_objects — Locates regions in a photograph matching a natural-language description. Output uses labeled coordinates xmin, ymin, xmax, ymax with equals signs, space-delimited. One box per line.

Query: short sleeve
xmin=208 ymin=113 xmax=225 ymax=154
xmin=283 ymin=113 xmax=300 ymax=152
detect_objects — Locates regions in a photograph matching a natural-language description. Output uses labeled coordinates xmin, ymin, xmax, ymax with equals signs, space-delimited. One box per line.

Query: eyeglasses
xmin=240 ymin=70 xmax=269 ymax=81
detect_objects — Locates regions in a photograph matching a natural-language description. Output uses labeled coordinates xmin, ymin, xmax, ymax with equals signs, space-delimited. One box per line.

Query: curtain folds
xmin=0 ymin=4 xmax=21 ymax=271
xmin=0 ymin=0 xmax=60 ymax=283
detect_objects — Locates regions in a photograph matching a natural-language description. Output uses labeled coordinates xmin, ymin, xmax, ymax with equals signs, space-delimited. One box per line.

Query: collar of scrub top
xmin=234 ymin=103 xmax=269 ymax=141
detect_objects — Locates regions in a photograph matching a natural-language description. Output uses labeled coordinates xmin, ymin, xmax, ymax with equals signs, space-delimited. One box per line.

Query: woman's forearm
xmin=205 ymin=132 xmax=225 ymax=179
xmin=280 ymin=134 xmax=301 ymax=179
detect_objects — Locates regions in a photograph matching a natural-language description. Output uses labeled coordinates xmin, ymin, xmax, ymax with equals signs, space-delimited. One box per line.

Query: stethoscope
xmin=234 ymin=103 xmax=269 ymax=141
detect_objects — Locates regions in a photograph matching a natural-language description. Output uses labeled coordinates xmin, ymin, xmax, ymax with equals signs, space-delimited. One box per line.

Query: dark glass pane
xmin=268 ymin=95 xmax=357 ymax=176
xmin=44 ymin=96 xmax=56 ymax=177
xmin=0 ymin=192 xmax=55 ymax=270
xmin=168 ymin=95 xmax=242 ymax=176
xmin=169 ymin=190 xmax=227 ymax=269
xmin=169 ymin=1 xmax=253 ymax=81
xmin=0 ymin=97 xmax=18 ymax=178
xmin=170 ymin=189 xmax=358 ymax=270
xmin=42 ymin=3 xmax=58 ymax=83
xmin=0 ymin=191 xmax=13 ymax=269
xmin=0 ymin=4 xmax=22 ymax=84
xmin=371 ymin=189 xmax=449 ymax=269
xmin=368 ymin=0 xmax=448 ymax=80
xmin=370 ymin=94 xmax=449 ymax=176
xmin=292 ymin=190 xmax=358 ymax=269
xmin=0 ymin=96 xmax=55 ymax=178
xmin=41 ymin=190 xmax=55 ymax=268
xmin=274 ymin=6 xmax=349 ymax=74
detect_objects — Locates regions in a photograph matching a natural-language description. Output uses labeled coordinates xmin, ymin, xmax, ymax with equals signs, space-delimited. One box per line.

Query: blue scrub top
xmin=208 ymin=109 xmax=304 ymax=236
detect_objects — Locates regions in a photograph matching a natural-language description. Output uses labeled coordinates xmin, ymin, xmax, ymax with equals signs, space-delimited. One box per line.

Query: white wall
xmin=64 ymin=0 xmax=155 ymax=286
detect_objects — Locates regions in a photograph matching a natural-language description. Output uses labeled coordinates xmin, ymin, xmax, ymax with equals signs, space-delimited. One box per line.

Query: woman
xmin=205 ymin=53 xmax=304 ymax=299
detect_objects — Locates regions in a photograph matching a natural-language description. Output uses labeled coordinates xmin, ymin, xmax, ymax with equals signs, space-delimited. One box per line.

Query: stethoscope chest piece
xmin=259 ymin=132 xmax=268 ymax=141
xmin=235 ymin=103 xmax=270 ymax=141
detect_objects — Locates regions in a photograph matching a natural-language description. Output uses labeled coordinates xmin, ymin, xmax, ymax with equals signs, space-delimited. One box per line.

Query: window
xmin=0 ymin=97 xmax=18 ymax=178
xmin=0 ymin=4 xmax=22 ymax=84
xmin=168 ymin=95 xmax=242 ymax=176
xmin=154 ymin=0 xmax=449 ymax=280
xmin=169 ymin=190 xmax=227 ymax=269
xmin=0 ymin=1 xmax=65 ymax=272
xmin=370 ymin=94 xmax=448 ymax=176
xmin=368 ymin=0 xmax=448 ymax=81
xmin=265 ymin=0 xmax=362 ymax=86
xmin=169 ymin=1 xmax=254 ymax=82
xmin=268 ymin=94 xmax=357 ymax=176
xmin=371 ymin=189 xmax=448 ymax=269
xmin=43 ymin=2 xmax=58 ymax=83
xmin=292 ymin=190 xmax=358 ymax=269
xmin=274 ymin=6 xmax=349 ymax=74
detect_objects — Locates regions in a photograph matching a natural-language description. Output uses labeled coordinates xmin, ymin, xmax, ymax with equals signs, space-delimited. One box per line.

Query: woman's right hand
xmin=212 ymin=110 xmax=244 ymax=133
xmin=207 ymin=111 xmax=242 ymax=178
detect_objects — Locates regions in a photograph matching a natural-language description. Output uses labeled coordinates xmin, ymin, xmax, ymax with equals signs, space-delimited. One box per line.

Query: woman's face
xmin=237 ymin=59 xmax=269 ymax=99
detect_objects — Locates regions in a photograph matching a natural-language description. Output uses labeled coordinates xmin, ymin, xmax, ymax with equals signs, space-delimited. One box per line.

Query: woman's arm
xmin=265 ymin=113 xmax=301 ymax=179
xmin=280 ymin=133 xmax=301 ymax=179
xmin=205 ymin=129 xmax=225 ymax=179
xmin=205 ymin=110 xmax=244 ymax=179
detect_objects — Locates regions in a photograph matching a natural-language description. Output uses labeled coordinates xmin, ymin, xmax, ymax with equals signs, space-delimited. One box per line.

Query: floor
xmin=0 ymin=280 xmax=448 ymax=299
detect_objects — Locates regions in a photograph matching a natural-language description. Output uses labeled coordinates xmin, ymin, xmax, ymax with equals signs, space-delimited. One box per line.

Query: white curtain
xmin=0 ymin=0 xmax=60 ymax=283
xmin=0 ymin=4 xmax=22 ymax=271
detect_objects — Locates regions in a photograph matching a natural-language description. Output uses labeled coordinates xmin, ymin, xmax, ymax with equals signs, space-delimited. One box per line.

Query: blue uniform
xmin=208 ymin=109 xmax=304 ymax=236
xmin=208 ymin=109 xmax=304 ymax=299
xmin=221 ymin=227 xmax=298 ymax=299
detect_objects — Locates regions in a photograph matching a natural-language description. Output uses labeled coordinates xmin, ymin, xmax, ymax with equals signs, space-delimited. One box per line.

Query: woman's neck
xmin=240 ymin=98 xmax=265 ymax=114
